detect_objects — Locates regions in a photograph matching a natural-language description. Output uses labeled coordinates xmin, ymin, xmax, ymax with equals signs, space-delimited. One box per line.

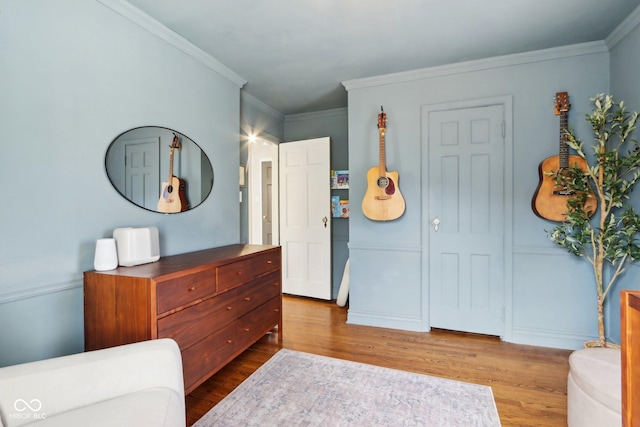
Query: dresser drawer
xmin=233 ymin=271 xmax=281 ymax=313
xmin=217 ymin=250 xmax=281 ymax=293
xmin=157 ymin=286 xmax=239 ymax=350
xmin=156 ymin=267 xmax=217 ymax=314
xmin=236 ymin=296 xmax=281 ymax=348
xmin=181 ymin=322 xmax=237 ymax=392
xmin=158 ymin=271 xmax=281 ymax=349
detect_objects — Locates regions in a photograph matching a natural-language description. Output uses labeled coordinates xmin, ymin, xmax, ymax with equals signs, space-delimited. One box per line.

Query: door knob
xmin=322 ymin=217 xmax=328 ymax=228
xmin=433 ymin=217 xmax=440 ymax=232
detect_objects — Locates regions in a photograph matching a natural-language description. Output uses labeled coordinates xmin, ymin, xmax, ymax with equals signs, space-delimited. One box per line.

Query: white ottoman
xmin=567 ymin=348 xmax=621 ymax=426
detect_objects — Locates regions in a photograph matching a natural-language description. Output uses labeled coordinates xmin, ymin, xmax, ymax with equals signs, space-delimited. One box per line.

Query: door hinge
xmin=501 ymin=121 xmax=505 ymax=138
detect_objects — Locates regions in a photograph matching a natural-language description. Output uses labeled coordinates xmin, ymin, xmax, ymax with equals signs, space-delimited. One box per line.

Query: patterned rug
xmin=194 ymin=349 xmax=501 ymax=426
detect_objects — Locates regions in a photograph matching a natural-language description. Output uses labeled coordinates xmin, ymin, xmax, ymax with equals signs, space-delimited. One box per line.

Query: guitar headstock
xmin=169 ymin=133 xmax=181 ymax=152
xmin=554 ymin=92 xmax=570 ymax=116
xmin=377 ymin=106 xmax=387 ymax=131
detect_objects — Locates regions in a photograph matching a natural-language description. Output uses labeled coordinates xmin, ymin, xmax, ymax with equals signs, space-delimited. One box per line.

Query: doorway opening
xmin=248 ymin=137 xmax=279 ymax=245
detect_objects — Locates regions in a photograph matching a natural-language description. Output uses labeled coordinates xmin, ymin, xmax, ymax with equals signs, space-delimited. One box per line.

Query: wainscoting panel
xmin=511 ymin=247 xmax=596 ymax=349
xmin=0 ymin=280 xmax=84 ymax=367
xmin=347 ymin=245 xmax=424 ymax=332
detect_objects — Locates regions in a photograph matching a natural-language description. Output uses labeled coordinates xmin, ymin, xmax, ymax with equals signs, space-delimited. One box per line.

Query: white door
xmin=427 ymin=104 xmax=505 ymax=336
xmin=279 ymin=137 xmax=332 ymax=300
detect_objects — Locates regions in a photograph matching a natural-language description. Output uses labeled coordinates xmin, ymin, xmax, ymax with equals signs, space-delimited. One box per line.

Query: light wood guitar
xmin=157 ymin=133 xmax=188 ymax=213
xmin=531 ymin=92 xmax=596 ymax=221
xmin=362 ymin=107 xmax=405 ymax=221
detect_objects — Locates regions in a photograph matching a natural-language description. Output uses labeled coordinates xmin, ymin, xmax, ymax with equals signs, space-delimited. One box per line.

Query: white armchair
xmin=0 ymin=338 xmax=185 ymax=427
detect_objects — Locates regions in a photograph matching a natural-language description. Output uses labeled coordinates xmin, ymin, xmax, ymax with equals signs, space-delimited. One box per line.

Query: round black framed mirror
xmin=105 ymin=126 xmax=213 ymax=213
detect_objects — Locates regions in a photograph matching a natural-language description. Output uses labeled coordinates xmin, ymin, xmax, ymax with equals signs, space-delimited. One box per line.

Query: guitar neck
xmin=167 ymin=148 xmax=175 ymax=182
xmin=378 ymin=128 xmax=386 ymax=175
xmin=558 ymin=112 xmax=569 ymax=169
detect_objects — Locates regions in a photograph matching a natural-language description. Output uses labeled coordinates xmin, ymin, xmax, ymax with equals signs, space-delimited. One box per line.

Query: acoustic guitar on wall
xmin=362 ymin=106 xmax=405 ymax=221
xmin=157 ymin=133 xmax=188 ymax=213
xmin=531 ymin=92 xmax=596 ymax=221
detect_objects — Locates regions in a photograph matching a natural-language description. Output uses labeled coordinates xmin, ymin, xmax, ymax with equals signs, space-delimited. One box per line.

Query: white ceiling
xmin=126 ymin=0 xmax=640 ymax=115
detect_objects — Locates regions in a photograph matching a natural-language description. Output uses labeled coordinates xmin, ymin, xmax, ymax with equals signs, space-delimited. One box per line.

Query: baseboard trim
xmin=509 ymin=326 xmax=595 ymax=350
xmin=346 ymin=311 xmax=426 ymax=332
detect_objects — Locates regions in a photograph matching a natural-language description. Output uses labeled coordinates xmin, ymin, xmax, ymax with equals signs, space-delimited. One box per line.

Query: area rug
xmin=194 ymin=349 xmax=501 ymax=426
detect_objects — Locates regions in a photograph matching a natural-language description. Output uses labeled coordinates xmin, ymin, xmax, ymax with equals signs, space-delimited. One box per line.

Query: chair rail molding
xmin=0 ymin=278 xmax=83 ymax=305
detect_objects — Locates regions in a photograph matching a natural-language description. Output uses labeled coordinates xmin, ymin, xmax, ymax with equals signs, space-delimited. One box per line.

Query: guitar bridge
xmin=375 ymin=195 xmax=391 ymax=200
xmin=553 ymin=189 xmax=575 ymax=196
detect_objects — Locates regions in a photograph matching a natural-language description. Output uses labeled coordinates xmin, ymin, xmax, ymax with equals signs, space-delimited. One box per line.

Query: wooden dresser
xmin=84 ymin=244 xmax=282 ymax=394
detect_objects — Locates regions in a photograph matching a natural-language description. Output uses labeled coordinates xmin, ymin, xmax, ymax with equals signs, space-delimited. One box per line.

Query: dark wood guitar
xmin=157 ymin=133 xmax=188 ymax=213
xmin=532 ymin=92 xmax=596 ymax=221
xmin=362 ymin=107 xmax=405 ymax=221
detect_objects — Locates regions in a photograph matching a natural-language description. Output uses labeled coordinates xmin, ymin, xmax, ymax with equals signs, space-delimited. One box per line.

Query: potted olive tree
xmin=548 ymin=94 xmax=640 ymax=348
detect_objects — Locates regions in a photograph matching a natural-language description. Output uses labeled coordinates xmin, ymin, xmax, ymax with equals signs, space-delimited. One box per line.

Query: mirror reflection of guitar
xmin=362 ymin=106 xmax=406 ymax=221
xmin=531 ymin=92 xmax=596 ymax=221
xmin=157 ymin=133 xmax=188 ymax=213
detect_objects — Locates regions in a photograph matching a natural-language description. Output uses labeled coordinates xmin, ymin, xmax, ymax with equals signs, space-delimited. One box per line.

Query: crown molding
xmin=285 ymin=107 xmax=348 ymax=123
xmin=342 ymin=41 xmax=608 ymax=91
xmin=241 ymin=91 xmax=285 ymax=122
xmin=97 ymin=0 xmax=246 ymax=88
xmin=606 ymin=5 xmax=640 ymax=49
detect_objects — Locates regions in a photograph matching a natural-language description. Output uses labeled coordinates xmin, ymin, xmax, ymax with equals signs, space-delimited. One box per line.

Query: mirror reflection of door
xmin=124 ymin=138 xmax=160 ymax=211
xmin=261 ymin=161 xmax=273 ymax=244
xmin=248 ymin=137 xmax=279 ymax=245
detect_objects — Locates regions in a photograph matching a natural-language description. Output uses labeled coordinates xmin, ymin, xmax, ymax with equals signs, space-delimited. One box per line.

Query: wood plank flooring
xmin=186 ymin=295 xmax=572 ymax=426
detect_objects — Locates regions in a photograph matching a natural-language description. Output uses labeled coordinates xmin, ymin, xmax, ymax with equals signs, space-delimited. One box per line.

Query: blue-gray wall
xmin=344 ymin=35 xmax=640 ymax=349
xmin=606 ymin=8 xmax=640 ymax=344
xmin=284 ymin=108 xmax=349 ymax=299
xmin=0 ymin=0 xmax=244 ymax=366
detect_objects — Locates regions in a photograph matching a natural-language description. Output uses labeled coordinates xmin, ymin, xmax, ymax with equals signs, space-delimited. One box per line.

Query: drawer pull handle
xmin=272 ymin=282 xmax=278 ymax=286
xmin=226 ymin=339 xmax=233 ymax=344
xmin=235 ymin=271 xmax=243 ymax=276
xmin=226 ymin=306 xmax=232 ymax=310
xmin=244 ymin=327 xmax=250 ymax=332
xmin=274 ymin=308 xmax=280 ymax=312
xmin=243 ymin=297 xmax=251 ymax=301
xmin=188 ymin=286 xmax=196 ymax=291
xmin=266 ymin=260 xmax=273 ymax=264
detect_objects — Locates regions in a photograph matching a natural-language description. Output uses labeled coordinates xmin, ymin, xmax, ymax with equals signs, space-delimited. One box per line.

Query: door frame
xmin=248 ymin=135 xmax=280 ymax=245
xmin=420 ymin=95 xmax=513 ymax=340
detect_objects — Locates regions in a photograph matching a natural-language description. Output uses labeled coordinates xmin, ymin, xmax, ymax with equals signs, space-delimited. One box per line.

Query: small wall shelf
xmin=331 ymin=170 xmax=349 ymax=189
xmin=332 ymin=196 xmax=350 ymax=218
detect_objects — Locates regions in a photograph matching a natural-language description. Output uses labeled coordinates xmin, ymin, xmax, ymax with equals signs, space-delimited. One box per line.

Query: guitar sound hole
xmin=167 ymin=185 xmax=174 ymax=193
xmin=377 ymin=177 xmax=389 ymax=188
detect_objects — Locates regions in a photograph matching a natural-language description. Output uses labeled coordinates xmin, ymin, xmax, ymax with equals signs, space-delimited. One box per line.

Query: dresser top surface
xmin=85 ymin=244 xmax=280 ymax=279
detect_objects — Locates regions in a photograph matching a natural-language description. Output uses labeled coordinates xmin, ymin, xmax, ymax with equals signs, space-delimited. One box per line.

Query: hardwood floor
xmin=186 ymin=295 xmax=572 ymax=426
